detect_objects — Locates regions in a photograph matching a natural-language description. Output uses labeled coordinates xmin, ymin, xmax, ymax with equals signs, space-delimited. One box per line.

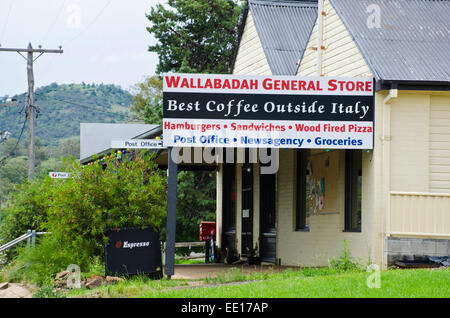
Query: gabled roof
xmin=249 ymin=0 xmax=318 ymax=75
xmin=330 ymin=0 xmax=450 ymax=89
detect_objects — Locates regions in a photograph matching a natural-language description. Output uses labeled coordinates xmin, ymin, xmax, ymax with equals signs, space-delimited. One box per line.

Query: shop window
xmin=296 ymin=150 xmax=310 ymax=230
xmin=345 ymin=150 xmax=362 ymax=232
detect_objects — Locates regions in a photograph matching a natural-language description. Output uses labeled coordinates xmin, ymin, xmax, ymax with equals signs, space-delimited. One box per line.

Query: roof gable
xmin=249 ymin=0 xmax=318 ymax=75
xmin=232 ymin=9 xmax=272 ymax=75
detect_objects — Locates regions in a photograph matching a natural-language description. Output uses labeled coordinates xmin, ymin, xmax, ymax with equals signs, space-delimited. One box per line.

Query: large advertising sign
xmin=163 ymin=73 xmax=374 ymax=149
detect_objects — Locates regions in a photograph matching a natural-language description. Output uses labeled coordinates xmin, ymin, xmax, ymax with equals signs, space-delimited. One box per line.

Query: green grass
xmin=67 ymin=275 xmax=189 ymax=298
xmin=65 ymin=268 xmax=450 ymax=298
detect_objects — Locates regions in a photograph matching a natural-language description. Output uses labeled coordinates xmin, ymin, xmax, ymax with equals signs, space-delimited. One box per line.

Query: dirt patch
xmin=171 ymin=263 xmax=294 ymax=280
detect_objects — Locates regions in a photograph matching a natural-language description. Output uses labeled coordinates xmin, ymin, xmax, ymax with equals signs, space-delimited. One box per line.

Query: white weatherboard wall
xmin=390 ymin=93 xmax=430 ymax=192
xmin=389 ymin=91 xmax=450 ymax=193
xmin=430 ymin=95 xmax=450 ymax=193
xmin=298 ymin=0 xmax=372 ymax=78
xmin=232 ymin=11 xmax=271 ymax=76
xmin=388 ymin=91 xmax=450 ymax=239
xmin=277 ymin=0 xmax=380 ymax=266
xmin=276 ymin=148 xmax=380 ymax=266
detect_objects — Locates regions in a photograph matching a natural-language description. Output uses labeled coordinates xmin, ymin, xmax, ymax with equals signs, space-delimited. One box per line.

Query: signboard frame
xmin=104 ymin=226 xmax=163 ymax=278
xmin=162 ymin=73 xmax=375 ymax=150
xmin=111 ymin=139 xmax=165 ymax=150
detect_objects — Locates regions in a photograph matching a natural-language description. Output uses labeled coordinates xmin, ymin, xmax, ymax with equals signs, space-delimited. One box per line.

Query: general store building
xmin=214 ymin=0 xmax=450 ymax=267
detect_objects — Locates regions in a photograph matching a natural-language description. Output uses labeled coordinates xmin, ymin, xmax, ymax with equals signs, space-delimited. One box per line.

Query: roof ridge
xmin=249 ymin=0 xmax=318 ymax=8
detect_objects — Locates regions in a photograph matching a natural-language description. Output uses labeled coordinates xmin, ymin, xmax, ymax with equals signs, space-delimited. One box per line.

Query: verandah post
xmin=165 ymin=147 xmax=178 ymax=279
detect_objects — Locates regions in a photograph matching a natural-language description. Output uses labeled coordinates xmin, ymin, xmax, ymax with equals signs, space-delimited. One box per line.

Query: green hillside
xmin=0 ymin=82 xmax=133 ymax=146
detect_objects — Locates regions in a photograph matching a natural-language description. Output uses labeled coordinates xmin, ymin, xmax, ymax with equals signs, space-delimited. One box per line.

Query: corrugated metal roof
xmin=80 ymin=123 xmax=158 ymax=161
xmin=249 ymin=0 xmax=318 ymax=75
xmin=329 ymin=0 xmax=450 ymax=83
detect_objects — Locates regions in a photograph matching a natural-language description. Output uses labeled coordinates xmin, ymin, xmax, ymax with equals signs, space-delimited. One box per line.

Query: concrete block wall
xmin=387 ymin=237 xmax=450 ymax=265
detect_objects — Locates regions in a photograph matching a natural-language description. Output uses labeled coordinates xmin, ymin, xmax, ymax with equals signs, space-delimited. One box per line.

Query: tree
xmin=1 ymin=153 xmax=167 ymax=262
xmin=134 ymin=0 xmax=244 ymax=242
xmin=134 ymin=0 xmax=244 ymax=123
xmin=0 ymin=178 xmax=52 ymax=249
xmin=54 ymin=136 xmax=80 ymax=159
xmin=2 ymin=138 xmax=26 ymax=157
xmin=47 ymin=154 xmax=167 ymax=259
xmin=1 ymin=156 xmax=28 ymax=185
xmin=35 ymin=158 xmax=64 ymax=180
xmin=1 ymin=154 xmax=168 ymax=283
xmin=176 ymin=171 xmax=216 ymax=242
xmin=147 ymin=0 xmax=243 ymax=74
xmin=130 ymin=76 xmax=163 ymax=124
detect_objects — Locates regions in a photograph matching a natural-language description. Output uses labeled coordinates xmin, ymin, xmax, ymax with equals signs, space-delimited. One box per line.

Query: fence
xmin=0 ymin=230 xmax=50 ymax=253
xmin=161 ymin=241 xmax=206 ymax=264
xmin=389 ymin=191 xmax=450 ymax=239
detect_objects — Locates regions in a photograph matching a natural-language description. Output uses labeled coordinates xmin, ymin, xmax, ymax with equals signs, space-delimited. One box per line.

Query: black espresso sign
xmin=163 ymin=73 xmax=374 ymax=149
xmin=105 ymin=227 xmax=162 ymax=277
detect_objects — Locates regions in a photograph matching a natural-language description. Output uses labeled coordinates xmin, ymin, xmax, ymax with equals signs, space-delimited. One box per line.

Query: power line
xmin=0 ymin=0 xmax=14 ymax=43
xmin=41 ymin=0 xmax=68 ymax=43
xmin=65 ymin=0 xmax=114 ymax=47
xmin=39 ymin=0 xmax=114 ymax=77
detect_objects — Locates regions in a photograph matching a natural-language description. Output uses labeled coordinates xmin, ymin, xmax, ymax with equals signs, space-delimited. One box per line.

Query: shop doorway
xmin=241 ymin=163 xmax=253 ymax=256
xmin=259 ymin=170 xmax=277 ymax=263
xmin=222 ymin=163 xmax=236 ymax=251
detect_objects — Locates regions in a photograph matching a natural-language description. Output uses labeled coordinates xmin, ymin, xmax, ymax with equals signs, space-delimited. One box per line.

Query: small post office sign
xmin=49 ymin=172 xmax=72 ymax=179
xmin=111 ymin=139 xmax=164 ymax=149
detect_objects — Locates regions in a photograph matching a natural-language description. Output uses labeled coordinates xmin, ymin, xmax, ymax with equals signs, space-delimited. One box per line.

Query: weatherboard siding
xmin=233 ymin=11 xmax=271 ymax=76
xmin=390 ymin=93 xmax=430 ymax=192
xmin=297 ymin=0 xmax=372 ymax=77
xmin=387 ymin=91 xmax=450 ymax=240
xmin=276 ymin=149 xmax=379 ymax=266
xmin=430 ymin=95 xmax=450 ymax=193
xmin=388 ymin=92 xmax=450 ymax=194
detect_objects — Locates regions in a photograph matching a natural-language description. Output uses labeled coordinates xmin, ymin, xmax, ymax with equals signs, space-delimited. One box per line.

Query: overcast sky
xmin=0 ymin=0 xmax=162 ymax=96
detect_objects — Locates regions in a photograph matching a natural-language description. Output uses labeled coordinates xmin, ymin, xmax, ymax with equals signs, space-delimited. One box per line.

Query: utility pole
xmin=0 ymin=130 xmax=11 ymax=226
xmin=0 ymin=43 xmax=63 ymax=180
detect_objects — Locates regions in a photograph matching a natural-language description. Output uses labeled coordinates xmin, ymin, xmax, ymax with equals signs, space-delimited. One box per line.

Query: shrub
xmin=1 ymin=151 xmax=167 ymax=285
xmin=5 ymin=234 xmax=90 ymax=286
xmin=46 ymin=152 xmax=167 ymax=260
xmin=328 ymin=240 xmax=361 ymax=271
xmin=0 ymin=179 xmax=52 ymax=260
xmin=32 ymin=285 xmax=67 ymax=298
